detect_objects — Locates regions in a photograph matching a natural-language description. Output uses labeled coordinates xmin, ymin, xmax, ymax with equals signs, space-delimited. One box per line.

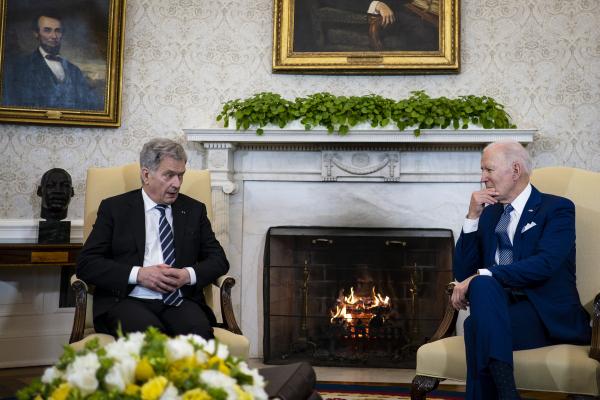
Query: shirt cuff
xmin=185 ymin=267 xmax=196 ymax=285
xmin=367 ymin=1 xmax=380 ymax=14
xmin=129 ymin=266 xmax=140 ymax=284
xmin=478 ymin=268 xmax=492 ymax=276
xmin=462 ymin=218 xmax=479 ymax=234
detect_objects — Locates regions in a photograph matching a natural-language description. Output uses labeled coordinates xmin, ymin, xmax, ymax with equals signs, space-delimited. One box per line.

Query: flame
xmin=329 ymin=286 xmax=392 ymax=336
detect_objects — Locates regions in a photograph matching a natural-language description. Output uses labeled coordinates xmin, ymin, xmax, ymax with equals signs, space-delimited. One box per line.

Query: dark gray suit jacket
xmin=77 ymin=189 xmax=229 ymax=331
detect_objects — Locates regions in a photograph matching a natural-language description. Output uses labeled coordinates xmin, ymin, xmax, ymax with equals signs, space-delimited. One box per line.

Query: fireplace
xmin=263 ymin=226 xmax=453 ymax=368
xmin=185 ymin=127 xmax=534 ymax=358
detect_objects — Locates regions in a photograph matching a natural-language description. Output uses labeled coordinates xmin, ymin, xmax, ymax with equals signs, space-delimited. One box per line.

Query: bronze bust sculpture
xmin=37 ymin=168 xmax=74 ymax=243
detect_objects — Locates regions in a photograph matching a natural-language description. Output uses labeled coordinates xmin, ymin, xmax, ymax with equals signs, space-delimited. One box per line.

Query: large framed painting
xmin=272 ymin=0 xmax=459 ymax=74
xmin=0 ymin=0 xmax=126 ymax=127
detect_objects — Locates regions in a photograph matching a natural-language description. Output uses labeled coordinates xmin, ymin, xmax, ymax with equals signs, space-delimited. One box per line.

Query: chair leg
xmin=410 ymin=375 xmax=442 ymax=400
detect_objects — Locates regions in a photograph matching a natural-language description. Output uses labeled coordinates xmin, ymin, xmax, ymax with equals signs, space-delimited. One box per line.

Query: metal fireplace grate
xmin=263 ymin=226 xmax=454 ymax=368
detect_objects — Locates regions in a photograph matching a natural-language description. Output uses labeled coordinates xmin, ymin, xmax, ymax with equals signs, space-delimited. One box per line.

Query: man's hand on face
xmin=467 ymin=188 xmax=499 ymax=219
xmin=137 ymin=264 xmax=187 ymax=293
xmin=450 ymin=275 xmax=477 ymax=310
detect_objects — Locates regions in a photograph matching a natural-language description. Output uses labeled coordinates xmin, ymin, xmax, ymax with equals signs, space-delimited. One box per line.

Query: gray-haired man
xmin=77 ymin=138 xmax=228 ymax=339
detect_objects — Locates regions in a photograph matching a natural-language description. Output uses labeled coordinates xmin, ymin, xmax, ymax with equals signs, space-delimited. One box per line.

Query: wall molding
xmin=0 ymin=219 xmax=84 ymax=242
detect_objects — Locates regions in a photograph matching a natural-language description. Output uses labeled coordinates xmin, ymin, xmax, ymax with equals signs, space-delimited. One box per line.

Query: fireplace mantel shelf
xmin=185 ymin=128 xmax=535 ymax=145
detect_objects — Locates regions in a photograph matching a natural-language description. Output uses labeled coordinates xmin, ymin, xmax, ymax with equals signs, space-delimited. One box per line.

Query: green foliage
xmin=216 ymin=91 xmax=517 ymax=136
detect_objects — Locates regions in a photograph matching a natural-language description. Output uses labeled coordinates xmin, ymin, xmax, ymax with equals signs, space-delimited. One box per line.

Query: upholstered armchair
xmin=411 ymin=167 xmax=600 ymax=399
xmin=69 ymin=163 xmax=249 ymax=359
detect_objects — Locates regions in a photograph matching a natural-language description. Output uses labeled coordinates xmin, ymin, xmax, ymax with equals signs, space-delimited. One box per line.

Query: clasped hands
xmin=137 ymin=264 xmax=190 ymax=293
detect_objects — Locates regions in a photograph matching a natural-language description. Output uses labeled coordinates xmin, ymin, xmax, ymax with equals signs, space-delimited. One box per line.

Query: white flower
xmin=195 ymin=349 xmax=208 ymax=364
xmin=41 ymin=366 xmax=62 ymax=384
xmin=64 ymin=353 xmax=100 ymax=395
xmin=238 ymin=361 xmax=268 ymax=400
xmin=159 ymin=383 xmax=181 ymax=400
xmin=166 ymin=337 xmax=194 ymax=361
xmin=181 ymin=333 xmax=208 ymax=348
xmin=242 ymin=384 xmax=269 ymax=400
xmin=204 ymin=340 xmax=230 ymax=360
xmin=105 ymin=333 xmax=144 ymax=360
xmin=199 ymin=370 xmax=237 ymax=398
xmin=104 ymin=356 xmax=137 ymax=391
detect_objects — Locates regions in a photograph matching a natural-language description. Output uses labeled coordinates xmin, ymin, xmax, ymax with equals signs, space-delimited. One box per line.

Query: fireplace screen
xmin=263 ymin=227 xmax=454 ymax=368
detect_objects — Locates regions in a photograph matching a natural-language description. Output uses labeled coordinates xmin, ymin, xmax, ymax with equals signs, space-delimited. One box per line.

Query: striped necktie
xmin=495 ymin=204 xmax=514 ymax=265
xmin=155 ymin=204 xmax=183 ymax=306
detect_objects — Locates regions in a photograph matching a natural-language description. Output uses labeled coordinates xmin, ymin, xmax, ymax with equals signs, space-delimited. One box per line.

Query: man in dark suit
xmin=1 ymin=11 xmax=101 ymax=110
xmin=77 ymin=138 xmax=229 ymax=339
xmin=450 ymin=140 xmax=590 ymax=399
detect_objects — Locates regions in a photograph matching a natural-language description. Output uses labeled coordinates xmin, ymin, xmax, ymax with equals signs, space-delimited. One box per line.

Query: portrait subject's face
xmin=142 ymin=157 xmax=186 ymax=205
xmin=35 ymin=16 xmax=63 ymax=54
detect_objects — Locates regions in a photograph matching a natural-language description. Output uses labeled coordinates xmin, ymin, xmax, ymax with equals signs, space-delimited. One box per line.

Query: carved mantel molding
xmin=185 ymin=128 xmax=536 ymax=193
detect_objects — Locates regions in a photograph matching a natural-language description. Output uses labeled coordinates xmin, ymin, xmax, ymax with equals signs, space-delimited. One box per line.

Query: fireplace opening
xmin=263 ymin=226 xmax=454 ymax=368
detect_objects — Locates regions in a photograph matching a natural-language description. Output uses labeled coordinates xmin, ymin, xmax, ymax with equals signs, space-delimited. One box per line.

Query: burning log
xmin=329 ymin=286 xmax=392 ymax=339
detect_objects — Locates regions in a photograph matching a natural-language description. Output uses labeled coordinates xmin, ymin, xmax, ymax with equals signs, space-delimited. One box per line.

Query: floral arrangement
xmin=17 ymin=328 xmax=267 ymax=400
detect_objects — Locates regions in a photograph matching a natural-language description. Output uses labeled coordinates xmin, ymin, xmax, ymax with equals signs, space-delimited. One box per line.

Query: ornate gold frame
xmin=0 ymin=0 xmax=126 ymax=127
xmin=273 ymin=0 xmax=459 ymax=74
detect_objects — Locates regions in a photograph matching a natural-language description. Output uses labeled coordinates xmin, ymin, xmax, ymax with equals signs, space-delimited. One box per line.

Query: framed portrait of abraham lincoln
xmin=0 ymin=0 xmax=126 ymax=127
xmin=272 ymin=0 xmax=459 ymax=74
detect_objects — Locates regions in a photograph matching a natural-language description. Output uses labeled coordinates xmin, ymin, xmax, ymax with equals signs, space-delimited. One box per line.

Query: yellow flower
xmin=125 ymin=383 xmax=141 ymax=396
xmin=167 ymin=356 xmax=196 ymax=387
xmin=135 ymin=357 xmax=155 ymax=382
xmin=140 ymin=376 xmax=168 ymax=400
xmin=49 ymin=383 xmax=71 ymax=400
xmin=234 ymin=385 xmax=253 ymax=400
xmin=182 ymin=388 xmax=212 ymax=400
xmin=207 ymin=355 xmax=230 ymax=375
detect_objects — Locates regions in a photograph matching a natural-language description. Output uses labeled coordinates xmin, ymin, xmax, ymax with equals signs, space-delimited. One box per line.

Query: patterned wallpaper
xmin=1 ymin=0 xmax=599 ymax=220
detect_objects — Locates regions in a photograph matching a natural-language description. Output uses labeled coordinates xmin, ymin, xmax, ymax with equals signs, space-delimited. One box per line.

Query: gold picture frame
xmin=273 ymin=0 xmax=459 ymax=74
xmin=0 ymin=0 xmax=126 ymax=127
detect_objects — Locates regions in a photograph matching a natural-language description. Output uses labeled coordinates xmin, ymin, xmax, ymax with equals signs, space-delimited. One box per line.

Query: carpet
xmin=316 ymin=382 xmax=465 ymax=400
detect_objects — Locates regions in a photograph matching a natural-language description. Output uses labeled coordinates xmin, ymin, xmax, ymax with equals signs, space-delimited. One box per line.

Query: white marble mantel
xmin=184 ymin=128 xmax=535 ymax=357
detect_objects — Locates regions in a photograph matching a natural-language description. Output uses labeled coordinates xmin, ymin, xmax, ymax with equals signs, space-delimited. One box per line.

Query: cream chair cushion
xmin=415 ymin=167 xmax=600 ymax=396
xmin=416 ymin=338 xmax=597 ymax=395
xmin=74 ymin=163 xmax=249 ymax=359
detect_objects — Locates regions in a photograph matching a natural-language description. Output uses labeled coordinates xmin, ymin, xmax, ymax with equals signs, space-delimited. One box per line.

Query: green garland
xmin=216 ymin=91 xmax=516 ymax=136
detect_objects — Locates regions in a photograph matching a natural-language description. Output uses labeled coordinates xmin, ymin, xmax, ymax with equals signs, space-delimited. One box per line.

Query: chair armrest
xmin=590 ymin=292 xmax=600 ymax=362
xmin=213 ymin=275 xmax=243 ymax=335
xmin=427 ymin=282 xmax=458 ymax=342
xmin=69 ymin=275 xmax=89 ymax=344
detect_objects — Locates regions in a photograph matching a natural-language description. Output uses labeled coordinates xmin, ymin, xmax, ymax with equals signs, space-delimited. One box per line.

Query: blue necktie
xmin=495 ymin=204 xmax=514 ymax=265
xmin=155 ymin=205 xmax=183 ymax=306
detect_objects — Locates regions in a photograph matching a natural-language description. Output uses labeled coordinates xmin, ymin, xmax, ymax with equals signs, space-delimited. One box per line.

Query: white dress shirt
xmin=39 ymin=46 xmax=65 ymax=82
xmin=462 ymin=183 xmax=532 ymax=276
xmin=128 ymin=189 xmax=196 ymax=299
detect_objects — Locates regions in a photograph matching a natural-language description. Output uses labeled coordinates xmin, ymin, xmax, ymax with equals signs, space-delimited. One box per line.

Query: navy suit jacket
xmin=77 ymin=189 xmax=229 ymax=331
xmin=2 ymin=49 xmax=102 ymax=110
xmin=454 ymin=186 xmax=590 ymax=344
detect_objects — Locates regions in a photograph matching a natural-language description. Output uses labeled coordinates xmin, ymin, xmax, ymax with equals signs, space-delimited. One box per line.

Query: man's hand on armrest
xmin=450 ymin=274 xmax=478 ymax=311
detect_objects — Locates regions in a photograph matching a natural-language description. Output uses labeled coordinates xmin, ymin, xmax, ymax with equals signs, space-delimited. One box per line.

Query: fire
xmin=330 ymin=286 xmax=391 ymax=338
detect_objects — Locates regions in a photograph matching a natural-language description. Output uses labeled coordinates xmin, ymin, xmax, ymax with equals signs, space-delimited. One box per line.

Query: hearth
xmin=263 ymin=226 xmax=453 ymax=368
